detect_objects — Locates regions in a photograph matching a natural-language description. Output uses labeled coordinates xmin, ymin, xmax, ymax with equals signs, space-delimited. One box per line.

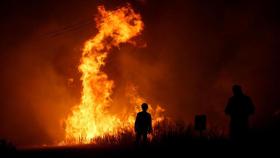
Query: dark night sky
xmin=0 ymin=0 xmax=280 ymax=146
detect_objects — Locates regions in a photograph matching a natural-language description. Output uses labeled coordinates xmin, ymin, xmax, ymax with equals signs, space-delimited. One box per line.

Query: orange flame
xmin=64 ymin=4 xmax=164 ymax=144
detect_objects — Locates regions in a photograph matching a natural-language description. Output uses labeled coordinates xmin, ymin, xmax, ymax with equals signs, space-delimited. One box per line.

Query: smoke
xmin=0 ymin=1 xmax=100 ymax=146
xmin=0 ymin=28 xmax=81 ymax=146
xmin=110 ymin=0 xmax=280 ymax=128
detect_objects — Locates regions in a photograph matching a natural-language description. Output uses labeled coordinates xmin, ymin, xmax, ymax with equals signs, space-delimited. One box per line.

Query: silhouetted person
xmin=225 ymin=85 xmax=255 ymax=142
xmin=135 ymin=103 xmax=152 ymax=144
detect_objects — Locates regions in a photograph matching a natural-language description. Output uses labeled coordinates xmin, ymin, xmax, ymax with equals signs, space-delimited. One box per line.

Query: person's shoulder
xmin=137 ymin=111 xmax=144 ymax=115
xmin=228 ymin=96 xmax=235 ymax=101
xmin=243 ymin=95 xmax=251 ymax=100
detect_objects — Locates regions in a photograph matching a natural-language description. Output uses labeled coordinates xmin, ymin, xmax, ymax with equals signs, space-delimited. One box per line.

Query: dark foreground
xmin=2 ymin=122 xmax=280 ymax=158
xmin=1 ymin=138 xmax=279 ymax=158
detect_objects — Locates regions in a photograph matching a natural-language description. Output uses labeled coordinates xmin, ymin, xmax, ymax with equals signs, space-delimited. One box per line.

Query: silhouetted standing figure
xmin=225 ymin=85 xmax=255 ymax=142
xmin=135 ymin=103 xmax=152 ymax=144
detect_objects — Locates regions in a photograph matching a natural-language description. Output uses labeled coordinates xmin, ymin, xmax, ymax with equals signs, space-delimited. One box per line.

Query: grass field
xmin=1 ymin=120 xmax=279 ymax=157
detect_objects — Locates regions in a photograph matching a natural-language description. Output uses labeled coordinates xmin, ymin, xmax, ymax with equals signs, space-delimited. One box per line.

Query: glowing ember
xmin=64 ymin=4 xmax=164 ymax=144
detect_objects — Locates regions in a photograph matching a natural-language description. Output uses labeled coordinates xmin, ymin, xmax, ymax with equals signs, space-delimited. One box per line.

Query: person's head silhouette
xmin=232 ymin=84 xmax=243 ymax=96
xmin=141 ymin=103 xmax=148 ymax=112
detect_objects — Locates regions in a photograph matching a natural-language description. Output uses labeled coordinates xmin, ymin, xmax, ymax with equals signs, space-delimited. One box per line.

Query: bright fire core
xmin=64 ymin=5 xmax=165 ymax=144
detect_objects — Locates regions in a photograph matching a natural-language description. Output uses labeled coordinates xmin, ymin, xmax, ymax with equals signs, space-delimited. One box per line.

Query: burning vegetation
xmin=63 ymin=4 xmax=165 ymax=144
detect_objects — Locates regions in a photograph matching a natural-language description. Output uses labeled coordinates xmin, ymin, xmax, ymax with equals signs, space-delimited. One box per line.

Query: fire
xmin=64 ymin=4 xmax=164 ymax=144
